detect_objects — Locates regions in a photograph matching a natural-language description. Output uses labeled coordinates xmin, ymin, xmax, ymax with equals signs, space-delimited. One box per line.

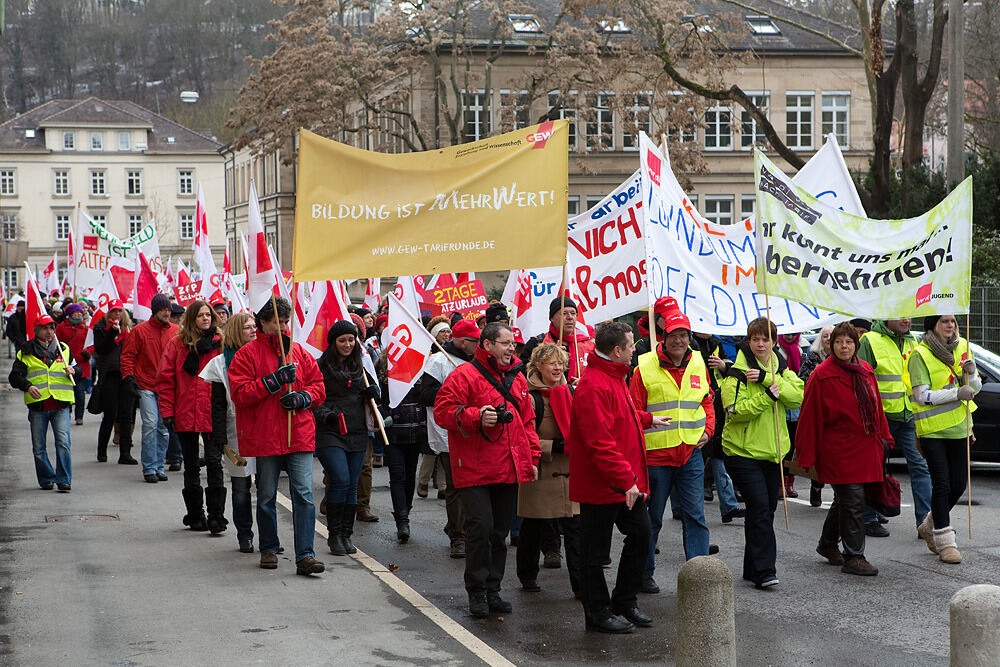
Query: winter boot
xmin=182 ymin=487 xmax=208 ymax=531
xmin=392 ymin=511 xmax=410 ymax=543
xmin=932 ymin=527 xmax=962 ymax=564
xmin=783 ymin=475 xmax=798 ymax=498
xmin=342 ymin=504 xmax=358 ymax=554
xmin=918 ymin=513 xmax=937 ymax=554
xmin=117 ymin=424 xmax=138 ymax=465
xmin=320 ymin=472 xmax=330 ymax=516
xmin=326 ymin=502 xmax=347 ymax=556
xmin=206 ymin=487 xmax=229 ymax=535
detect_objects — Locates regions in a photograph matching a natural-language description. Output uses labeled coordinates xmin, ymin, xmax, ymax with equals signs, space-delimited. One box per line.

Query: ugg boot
xmin=182 ymin=487 xmax=208 ymax=531
xmin=206 ymin=487 xmax=229 ymax=535
xmin=342 ymin=503 xmax=358 ymax=554
xmin=326 ymin=502 xmax=347 ymax=555
xmin=918 ymin=513 xmax=937 ymax=554
xmin=932 ymin=527 xmax=962 ymax=564
xmin=392 ymin=511 xmax=410 ymax=544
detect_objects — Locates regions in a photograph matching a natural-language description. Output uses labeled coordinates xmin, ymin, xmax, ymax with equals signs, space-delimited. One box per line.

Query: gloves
xmin=962 ymin=359 xmax=976 ymax=376
xmin=382 ymin=415 xmax=393 ymax=429
xmin=362 ymin=384 xmax=380 ymax=401
xmin=123 ymin=375 xmax=139 ymax=397
xmin=262 ymin=364 xmax=296 ymax=394
xmin=163 ymin=416 xmax=175 ymax=431
xmin=957 ymin=385 xmax=976 ymax=401
xmin=551 ymin=436 xmax=565 ymax=454
xmin=280 ymin=390 xmax=312 ymax=411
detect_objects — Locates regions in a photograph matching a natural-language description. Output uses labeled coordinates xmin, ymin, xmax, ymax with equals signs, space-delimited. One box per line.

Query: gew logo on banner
xmin=527 ymin=121 xmax=555 ymax=149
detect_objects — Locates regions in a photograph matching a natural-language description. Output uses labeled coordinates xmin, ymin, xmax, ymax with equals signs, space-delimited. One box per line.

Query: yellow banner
xmin=293 ymin=122 xmax=569 ymax=282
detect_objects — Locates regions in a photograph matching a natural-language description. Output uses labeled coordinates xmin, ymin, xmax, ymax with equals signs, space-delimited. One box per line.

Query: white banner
xmin=75 ymin=215 xmax=163 ymax=293
xmin=385 ymin=293 xmax=435 ymax=408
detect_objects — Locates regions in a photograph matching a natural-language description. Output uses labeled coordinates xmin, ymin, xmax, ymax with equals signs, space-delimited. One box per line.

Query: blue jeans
xmin=892 ymin=419 xmax=931 ymax=525
xmin=646 ymin=450 xmax=711 ymax=576
xmin=231 ymin=475 xmax=254 ymax=544
xmin=28 ymin=406 xmax=72 ymax=486
xmin=315 ymin=447 xmax=365 ymax=505
xmin=72 ymin=381 xmax=86 ymax=421
xmin=166 ymin=431 xmax=183 ymax=463
xmin=137 ymin=389 xmax=168 ymax=475
xmin=710 ymin=456 xmax=740 ymax=516
xmin=256 ymin=452 xmax=316 ymax=562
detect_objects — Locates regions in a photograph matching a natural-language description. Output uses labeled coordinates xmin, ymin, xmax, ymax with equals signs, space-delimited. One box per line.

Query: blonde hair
xmin=222 ymin=312 xmax=253 ymax=351
xmin=529 ymin=342 xmax=569 ymax=371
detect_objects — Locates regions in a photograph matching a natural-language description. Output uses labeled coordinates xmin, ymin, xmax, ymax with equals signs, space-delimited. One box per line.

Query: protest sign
xmin=174 ymin=280 xmax=202 ymax=307
xmin=293 ymin=122 xmax=569 ymax=281
xmin=421 ymin=278 xmax=489 ymax=319
xmin=75 ymin=214 xmax=162 ymax=292
xmin=754 ymin=150 xmax=972 ymax=317
xmin=640 ymin=132 xmax=845 ymax=334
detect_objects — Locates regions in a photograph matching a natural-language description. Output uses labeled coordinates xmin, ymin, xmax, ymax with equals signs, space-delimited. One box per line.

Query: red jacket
xmin=569 ymin=353 xmax=652 ymax=505
xmin=156 ymin=334 xmax=220 ymax=433
xmin=544 ymin=325 xmax=595 ymax=382
xmin=227 ymin=333 xmax=325 ymax=457
xmin=795 ymin=357 xmax=893 ymax=485
xmin=55 ymin=320 xmax=92 ymax=379
xmin=434 ymin=347 xmax=540 ymax=488
xmin=120 ymin=318 xmax=179 ymax=390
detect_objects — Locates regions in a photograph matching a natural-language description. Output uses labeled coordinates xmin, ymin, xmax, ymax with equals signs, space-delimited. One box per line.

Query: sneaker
xmin=708 ymin=544 xmax=720 ymax=555
xmin=640 ymin=575 xmax=660 ymax=594
xmin=239 ymin=540 xmax=254 ymax=553
xmin=841 ymin=556 xmax=878 ymax=576
xmin=756 ymin=576 xmax=779 ymax=589
xmin=156 ymin=473 xmax=168 ymax=481
xmin=167 ymin=462 xmax=182 ymax=472
xmin=40 ymin=483 xmax=54 ymax=490
xmin=543 ymin=551 xmax=562 ymax=569
xmin=57 ymin=483 xmax=71 ymax=492
xmin=296 ymin=556 xmax=325 ymax=575
xmin=143 ymin=474 xmax=158 ymax=484
xmin=865 ymin=522 xmax=890 ymax=538
xmin=520 ymin=579 xmax=541 ymax=592
xmin=486 ymin=592 xmax=512 ymax=613
xmin=721 ymin=508 xmax=746 ymax=523
xmin=816 ymin=543 xmax=845 ymax=566
xmin=259 ymin=552 xmax=278 ymax=569
xmin=449 ymin=540 xmax=466 ymax=559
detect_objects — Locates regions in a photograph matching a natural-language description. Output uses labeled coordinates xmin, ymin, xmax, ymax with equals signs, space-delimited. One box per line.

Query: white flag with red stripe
xmin=176 ymin=258 xmax=192 ymax=287
xmin=246 ymin=182 xmax=277 ymax=312
xmin=83 ymin=267 xmax=123 ymax=348
xmin=41 ymin=253 xmax=59 ymax=296
xmin=363 ymin=278 xmax=381 ymax=311
xmin=23 ymin=264 xmax=50 ymax=339
xmin=385 ymin=292 xmax=435 ymax=408
xmin=501 ymin=268 xmax=534 ymax=343
xmin=295 ymin=280 xmax=351 ymax=358
xmin=131 ymin=252 xmax=161 ymax=321
xmin=3 ymin=293 xmax=23 ymax=317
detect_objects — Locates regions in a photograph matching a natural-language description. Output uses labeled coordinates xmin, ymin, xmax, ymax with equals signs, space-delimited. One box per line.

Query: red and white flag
xmin=295 ymin=280 xmax=351 ymax=359
xmin=223 ymin=243 xmax=232 ymax=275
xmin=456 ymin=272 xmax=476 ymax=283
xmin=193 ymin=183 xmax=222 ymax=303
xmin=363 ymin=278 xmax=381 ymax=311
xmin=246 ymin=182 xmax=278 ymax=312
xmin=501 ymin=268 xmax=533 ymax=343
xmin=23 ymin=264 xmax=51 ymax=339
xmin=3 ymin=293 xmax=23 ymax=317
xmin=385 ymin=292 xmax=435 ymax=408
xmin=176 ymin=258 xmax=192 ymax=287
xmin=131 ymin=252 xmax=161 ymax=321
xmin=163 ymin=257 xmax=176 ymax=291
xmin=41 ymin=253 xmax=59 ymax=296
xmin=387 ymin=275 xmax=422 ymax=347
xmin=83 ymin=267 xmax=123 ymax=348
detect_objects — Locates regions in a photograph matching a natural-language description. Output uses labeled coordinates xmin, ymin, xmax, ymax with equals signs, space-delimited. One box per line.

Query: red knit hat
xmin=654 ymin=296 xmax=690 ymax=334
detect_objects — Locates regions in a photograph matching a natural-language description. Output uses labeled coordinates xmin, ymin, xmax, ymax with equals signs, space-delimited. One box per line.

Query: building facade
xmin=0 ymin=97 xmax=224 ymax=293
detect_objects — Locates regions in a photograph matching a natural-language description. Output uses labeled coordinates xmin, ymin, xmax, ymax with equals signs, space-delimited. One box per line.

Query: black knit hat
xmin=923 ymin=315 xmax=942 ymax=332
xmin=327 ymin=319 xmax=359 ymax=345
xmin=485 ymin=302 xmax=509 ymax=324
xmin=150 ymin=293 xmax=171 ymax=315
xmin=549 ymin=296 xmax=577 ymax=319
xmin=355 ymin=307 xmax=372 ymax=320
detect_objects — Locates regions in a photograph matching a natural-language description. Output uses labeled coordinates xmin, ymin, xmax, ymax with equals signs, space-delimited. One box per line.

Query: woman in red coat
xmin=796 ymin=322 xmax=893 ymax=577
xmin=157 ymin=300 xmax=223 ymax=533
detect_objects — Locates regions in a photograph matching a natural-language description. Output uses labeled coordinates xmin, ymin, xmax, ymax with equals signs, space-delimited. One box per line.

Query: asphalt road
xmin=4 ymin=377 xmax=1000 ymax=665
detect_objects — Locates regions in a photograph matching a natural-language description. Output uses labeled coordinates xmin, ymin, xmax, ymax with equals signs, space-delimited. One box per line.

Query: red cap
xmin=34 ymin=314 xmax=55 ymax=328
xmin=107 ymin=299 xmax=124 ymax=312
xmin=451 ymin=319 xmax=481 ymax=340
xmin=654 ymin=296 xmax=690 ymax=334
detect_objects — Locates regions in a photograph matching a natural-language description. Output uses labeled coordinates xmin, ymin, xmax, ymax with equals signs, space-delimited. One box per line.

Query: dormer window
xmin=508 ymin=14 xmax=541 ymax=33
xmin=63 ymin=132 xmax=75 ymax=150
xmin=747 ymin=16 xmax=780 ymax=35
xmin=598 ymin=18 xmax=630 ymax=33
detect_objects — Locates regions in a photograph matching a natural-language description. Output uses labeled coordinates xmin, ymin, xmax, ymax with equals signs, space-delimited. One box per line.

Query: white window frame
xmin=747 ymin=16 xmax=780 ymax=34
xmin=63 ymin=132 xmax=75 ymax=150
xmin=1 ymin=213 xmax=17 ymax=241
xmin=567 ymin=195 xmax=580 ymax=217
xmin=508 ymin=14 xmax=541 ymax=33
xmin=0 ymin=169 xmax=16 ymax=196
xmin=704 ymin=104 xmax=732 ymax=150
xmin=178 ymin=169 xmax=194 ymax=196
xmin=126 ymin=169 xmax=143 ymax=196
xmin=785 ymin=92 xmax=814 ymax=151
xmin=90 ymin=213 xmax=107 ymax=229
xmin=585 ymin=195 xmax=604 ymax=211
xmin=55 ymin=213 xmax=71 ymax=241
xmin=90 ymin=169 xmax=107 ymax=196
xmin=586 ymin=92 xmax=615 ymax=152
xmin=2 ymin=267 xmax=18 ymax=289
xmin=821 ymin=91 xmax=850 ymax=149
xmin=128 ymin=213 xmax=144 ymax=237
xmin=462 ymin=89 xmax=489 ymax=143
xmin=623 ymin=92 xmax=651 ymax=151
xmin=53 ymin=169 xmax=70 ymax=197
xmin=740 ymin=91 xmax=770 ymax=150
xmin=179 ymin=212 xmax=195 ymax=240
xmin=741 ymin=195 xmax=756 ymax=221
xmin=91 ymin=132 xmax=103 ymax=151
xmin=498 ymin=89 xmax=530 ymax=131
xmin=548 ymin=91 xmax=578 ymax=151
xmin=118 ymin=132 xmax=130 ymax=151
xmin=704 ymin=195 xmax=735 ymax=225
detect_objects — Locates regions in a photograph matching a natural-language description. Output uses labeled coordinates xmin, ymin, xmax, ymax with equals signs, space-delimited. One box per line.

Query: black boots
xmin=392 ymin=511 xmax=410 ymax=543
xmin=327 ymin=502 xmax=347 ymax=555
xmin=97 ymin=441 xmax=108 ymax=463
xmin=117 ymin=424 xmax=138 ymax=465
xmin=206 ymin=487 xmax=229 ymax=534
xmin=342 ymin=504 xmax=358 ymax=554
xmin=182 ymin=487 xmax=208 ymax=531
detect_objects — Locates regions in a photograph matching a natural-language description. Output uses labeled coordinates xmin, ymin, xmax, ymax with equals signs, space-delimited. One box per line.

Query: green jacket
xmin=721 ymin=347 xmax=804 ymax=462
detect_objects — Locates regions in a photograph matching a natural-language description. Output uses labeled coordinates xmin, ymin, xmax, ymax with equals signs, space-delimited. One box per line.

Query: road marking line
xmin=784 ymin=497 xmax=912 ymax=509
xmin=275 ymin=491 xmax=515 ymax=667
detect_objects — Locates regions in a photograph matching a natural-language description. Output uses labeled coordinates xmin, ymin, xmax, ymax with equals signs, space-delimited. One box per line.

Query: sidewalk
xmin=0 ymin=386 xmax=503 ymax=666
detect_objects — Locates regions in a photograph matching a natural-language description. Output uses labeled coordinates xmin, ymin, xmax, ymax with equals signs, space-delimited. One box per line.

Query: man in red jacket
xmin=228 ymin=297 xmax=326 ymax=576
xmin=121 ymin=293 xmax=178 ymax=482
xmin=568 ymin=321 xmax=667 ymax=634
xmin=435 ymin=322 xmax=541 ymax=618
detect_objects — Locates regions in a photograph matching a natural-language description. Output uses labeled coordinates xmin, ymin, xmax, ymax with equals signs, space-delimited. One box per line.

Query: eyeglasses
xmin=242 ymin=324 xmax=257 ymax=331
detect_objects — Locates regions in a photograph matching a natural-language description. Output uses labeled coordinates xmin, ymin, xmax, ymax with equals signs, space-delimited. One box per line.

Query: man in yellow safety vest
xmin=8 ymin=314 xmax=76 ymax=491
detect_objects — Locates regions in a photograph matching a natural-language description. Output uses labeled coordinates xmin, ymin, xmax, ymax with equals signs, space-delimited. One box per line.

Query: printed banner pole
xmin=557 ymin=259 xmax=567 ymax=347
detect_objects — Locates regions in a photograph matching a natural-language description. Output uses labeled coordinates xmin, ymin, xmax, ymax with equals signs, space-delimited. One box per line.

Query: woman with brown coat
xmin=516 ymin=343 xmax=581 ymax=595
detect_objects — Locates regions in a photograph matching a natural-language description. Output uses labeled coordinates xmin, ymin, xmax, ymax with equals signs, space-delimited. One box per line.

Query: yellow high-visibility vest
xmin=638 ymin=350 xmax=710 ymax=450
xmin=17 ymin=344 xmax=75 ymax=406
xmin=905 ymin=339 xmax=977 ymax=437
xmin=862 ymin=331 xmax=916 ymax=413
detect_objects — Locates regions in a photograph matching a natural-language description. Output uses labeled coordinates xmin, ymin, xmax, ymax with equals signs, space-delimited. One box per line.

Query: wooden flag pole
xmin=557 ymin=259 xmax=567 ymax=348
xmin=432 ymin=337 xmax=460 ymax=369
xmin=268 ymin=290 xmax=293 ymax=448
xmin=362 ymin=370 xmax=390 ymax=449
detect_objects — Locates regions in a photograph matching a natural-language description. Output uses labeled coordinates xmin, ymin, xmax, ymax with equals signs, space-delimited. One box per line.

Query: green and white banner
xmin=754 ymin=151 xmax=972 ymax=318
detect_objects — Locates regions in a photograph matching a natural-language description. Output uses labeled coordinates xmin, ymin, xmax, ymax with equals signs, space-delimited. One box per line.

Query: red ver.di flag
xmin=385 ymin=293 xmax=435 ymax=408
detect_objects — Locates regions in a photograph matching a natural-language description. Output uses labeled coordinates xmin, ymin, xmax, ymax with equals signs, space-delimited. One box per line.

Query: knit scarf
xmin=183 ymin=326 xmax=220 ymax=375
xmin=832 ymin=354 xmax=879 ymax=434
xmin=922 ymin=328 xmax=959 ymax=368
xmin=31 ymin=336 xmax=61 ymax=365
xmin=778 ymin=334 xmax=802 ymax=373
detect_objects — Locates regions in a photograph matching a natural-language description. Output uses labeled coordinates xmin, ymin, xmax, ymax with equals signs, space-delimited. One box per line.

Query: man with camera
xmin=435 ymin=322 xmax=541 ymax=618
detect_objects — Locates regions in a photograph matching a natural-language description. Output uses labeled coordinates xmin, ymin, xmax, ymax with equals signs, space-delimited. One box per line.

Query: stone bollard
xmin=950 ymin=584 xmax=1000 ymax=666
xmin=676 ymin=555 xmax=736 ymax=667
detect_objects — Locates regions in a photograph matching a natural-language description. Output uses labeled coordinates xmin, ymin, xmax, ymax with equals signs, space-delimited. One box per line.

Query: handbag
xmin=864 ymin=445 xmax=901 ymax=517
xmin=86 ymin=383 xmax=104 ymax=415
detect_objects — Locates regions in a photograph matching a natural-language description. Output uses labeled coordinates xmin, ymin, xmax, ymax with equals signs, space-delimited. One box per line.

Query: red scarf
xmin=778 ymin=334 xmax=802 ymax=373
xmin=832 ymin=355 xmax=878 ymax=434
xmin=537 ymin=383 xmax=573 ymax=438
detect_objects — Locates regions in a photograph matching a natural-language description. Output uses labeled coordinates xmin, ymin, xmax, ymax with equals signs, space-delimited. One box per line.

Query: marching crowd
xmin=3 ymin=287 xmax=983 ymax=633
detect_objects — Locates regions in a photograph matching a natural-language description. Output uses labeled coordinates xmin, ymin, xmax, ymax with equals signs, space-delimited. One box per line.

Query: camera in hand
xmin=491 ymin=404 xmax=515 ymax=424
